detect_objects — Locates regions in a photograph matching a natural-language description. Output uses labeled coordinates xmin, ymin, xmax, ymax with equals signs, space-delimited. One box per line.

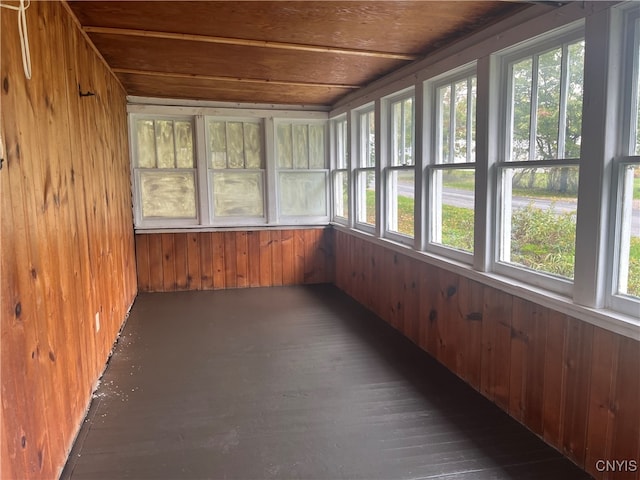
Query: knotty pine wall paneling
xmin=1 ymin=3 xmax=137 ymax=479
xmin=333 ymin=230 xmax=639 ymax=480
xmin=135 ymin=228 xmax=334 ymax=292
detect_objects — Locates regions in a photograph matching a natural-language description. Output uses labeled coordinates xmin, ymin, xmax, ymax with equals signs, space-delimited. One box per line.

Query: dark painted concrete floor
xmin=62 ymin=285 xmax=592 ymax=479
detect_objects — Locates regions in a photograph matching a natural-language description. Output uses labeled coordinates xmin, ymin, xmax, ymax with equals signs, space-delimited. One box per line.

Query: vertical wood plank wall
xmin=334 ymin=230 xmax=639 ymax=480
xmin=1 ymin=3 xmax=137 ymax=479
xmin=135 ymin=228 xmax=334 ymax=292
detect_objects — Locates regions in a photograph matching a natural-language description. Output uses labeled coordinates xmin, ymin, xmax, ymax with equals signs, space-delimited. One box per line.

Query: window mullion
xmin=449 ymin=82 xmax=456 ymax=163
xmin=474 ymin=56 xmax=497 ymax=272
xmin=530 ymin=54 xmax=540 ymax=161
xmin=195 ymin=115 xmax=209 ymax=225
xmin=264 ymin=117 xmax=278 ymax=224
xmin=241 ymin=122 xmax=247 ymax=169
xmin=348 ymin=111 xmax=357 ymax=229
xmin=558 ymin=43 xmax=570 ymax=158
xmin=375 ymin=99 xmax=385 ymax=238
xmin=152 ymin=120 xmax=159 ymax=168
xmin=574 ymin=7 xmax=619 ymax=307
xmin=415 ymin=82 xmax=427 ymax=251
xmin=172 ymin=121 xmax=178 ymax=168
xmin=467 ymin=77 xmax=473 ymax=163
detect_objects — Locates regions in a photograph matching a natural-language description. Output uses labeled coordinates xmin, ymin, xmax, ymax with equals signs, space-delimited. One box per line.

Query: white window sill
xmin=135 ymin=223 xmax=331 ymax=234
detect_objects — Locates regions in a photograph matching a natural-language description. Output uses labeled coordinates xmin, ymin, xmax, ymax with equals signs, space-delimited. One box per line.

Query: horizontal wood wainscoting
xmin=135 ymin=228 xmax=335 ymax=292
xmin=1 ymin=2 xmax=138 ymax=479
xmin=334 ymin=230 xmax=639 ymax=480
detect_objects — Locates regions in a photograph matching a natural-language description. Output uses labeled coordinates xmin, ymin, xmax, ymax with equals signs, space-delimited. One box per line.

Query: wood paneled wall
xmin=1 ymin=3 xmax=137 ymax=479
xmin=334 ymin=230 xmax=639 ymax=480
xmin=135 ymin=228 xmax=334 ymax=292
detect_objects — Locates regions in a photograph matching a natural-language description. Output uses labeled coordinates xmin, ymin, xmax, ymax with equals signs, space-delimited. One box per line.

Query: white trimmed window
xmin=331 ymin=115 xmax=349 ymax=223
xmin=495 ymin=27 xmax=585 ymax=294
xmin=327 ymin=4 xmax=638 ymax=336
xmin=206 ymin=118 xmax=266 ymax=224
xmin=609 ymin=6 xmax=640 ymax=316
xmin=276 ymin=121 xmax=329 ymax=222
xmin=428 ymin=69 xmax=476 ymax=260
xmin=132 ymin=116 xmax=198 ymax=228
xmin=354 ymin=107 xmax=376 ymax=231
xmin=385 ymin=92 xmax=415 ymax=241
xmin=129 ymin=110 xmax=328 ymax=229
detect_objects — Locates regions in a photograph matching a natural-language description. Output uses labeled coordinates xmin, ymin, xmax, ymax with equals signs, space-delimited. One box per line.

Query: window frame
xmin=128 ymin=107 xmax=330 ymax=230
xmin=492 ymin=25 xmax=585 ymax=296
xmin=129 ymin=114 xmax=201 ymax=229
xmin=204 ymin=116 xmax=267 ymax=226
xmin=384 ymin=88 xmax=416 ymax=245
xmin=274 ymin=119 xmax=330 ymax=224
xmin=425 ymin=66 xmax=477 ymax=264
xmin=331 ymin=115 xmax=350 ymax=225
xmin=607 ymin=4 xmax=640 ymax=316
xmin=353 ymin=105 xmax=377 ymax=234
xmin=327 ymin=3 xmax=639 ymax=339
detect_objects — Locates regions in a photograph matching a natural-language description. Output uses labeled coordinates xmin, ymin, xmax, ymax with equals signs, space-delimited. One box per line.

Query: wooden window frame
xmin=129 ymin=106 xmax=329 ymax=230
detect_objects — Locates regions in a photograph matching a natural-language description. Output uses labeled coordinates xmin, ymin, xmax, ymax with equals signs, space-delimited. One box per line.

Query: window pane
xmin=277 ymin=124 xmax=293 ymax=169
xmin=392 ymin=101 xmax=402 ymax=166
xmin=509 ymin=43 xmax=584 ymax=163
xmin=335 ymin=119 xmax=348 ymax=169
xmin=391 ymin=97 xmax=414 ymax=167
xmin=209 ymin=121 xmax=228 ymax=169
xmin=136 ymin=120 xmax=156 ymax=168
xmin=634 ymin=21 xmax=640 ymax=156
xmin=244 ymin=123 xmax=262 ymax=169
xmin=279 ymin=172 xmax=326 ymax=216
xmin=501 ymin=166 xmax=579 ymax=279
xmin=404 ymin=98 xmax=414 ymax=166
xmin=636 ymin=45 xmax=640 ymax=155
xmin=360 ymin=111 xmax=375 ymax=167
xmin=616 ymin=164 xmax=640 ymax=298
xmin=357 ymin=170 xmax=376 ymax=225
xmin=213 ymin=171 xmax=264 ymax=217
xmin=511 ymin=58 xmax=533 ymax=161
xmin=432 ymin=169 xmax=475 ymax=252
xmin=227 ymin=122 xmax=245 ymax=168
xmin=437 ymin=85 xmax=452 ymax=163
xmin=564 ymin=41 xmax=584 ymax=158
xmin=536 ymin=48 xmax=562 ymax=160
xmin=334 ymin=171 xmax=349 ymax=219
xmin=470 ymin=77 xmax=477 ymax=160
xmin=155 ymin=120 xmax=175 ymax=168
xmin=175 ymin=121 xmax=194 ymax=168
xmin=140 ymin=171 xmax=196 ymax=218
xmin=388 ymin=170 xmax=414 ymax=237
xmin=437 ymin=76 xmax=475 ymax=166
xmin=309 ymin=125 xmax=325 ymax=169
xmin=293 ymin=124 xmax=309 ymax=169
xmin=454 ymin=80 xmax=468 ymax=163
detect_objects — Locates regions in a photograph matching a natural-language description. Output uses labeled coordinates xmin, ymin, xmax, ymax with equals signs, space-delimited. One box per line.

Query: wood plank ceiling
xmin=68 ymin=1 xmax=526 ymax=107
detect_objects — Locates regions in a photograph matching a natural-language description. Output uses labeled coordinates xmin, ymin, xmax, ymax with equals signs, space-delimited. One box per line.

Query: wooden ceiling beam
xmin=111 ymin=68 xmax=361 ymax=90
xmin=84 ymin=26 xmax=420 ymax=61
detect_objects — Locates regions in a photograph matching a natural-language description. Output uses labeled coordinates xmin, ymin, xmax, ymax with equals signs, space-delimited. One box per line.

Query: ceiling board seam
xmin=113 ymin=68 xmax=360 ymax=90
xmin=83 ymin=26 xmax=419 ymax=61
